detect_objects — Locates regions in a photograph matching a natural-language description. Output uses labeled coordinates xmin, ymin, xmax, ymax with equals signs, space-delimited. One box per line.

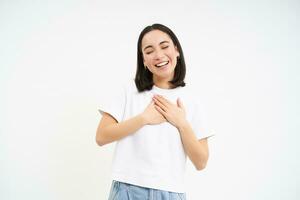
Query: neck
xmin=153 ymin=74 xmax=174 ymax=89
xmin=155 ymin=83 xmax=171 ymax=89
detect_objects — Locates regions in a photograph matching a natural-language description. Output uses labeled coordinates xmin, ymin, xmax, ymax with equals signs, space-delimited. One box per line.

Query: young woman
xmin=96 ymin=23 xmax=214 ymax=200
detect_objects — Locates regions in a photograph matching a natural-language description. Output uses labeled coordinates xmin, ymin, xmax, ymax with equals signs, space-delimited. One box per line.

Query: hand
xmin=141 ymin=100 xmax=167 ymax=125
xmin=152 ymin=95 xmax=188 ymax=128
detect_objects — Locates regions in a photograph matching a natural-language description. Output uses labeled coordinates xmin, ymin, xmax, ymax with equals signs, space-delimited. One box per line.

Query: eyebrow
xmin=143 ymin=41 xmax=170 ymax=51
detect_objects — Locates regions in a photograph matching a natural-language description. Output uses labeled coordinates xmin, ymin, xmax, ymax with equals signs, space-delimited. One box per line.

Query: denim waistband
xmin=108 ymin=180 xmax=186 ymax=200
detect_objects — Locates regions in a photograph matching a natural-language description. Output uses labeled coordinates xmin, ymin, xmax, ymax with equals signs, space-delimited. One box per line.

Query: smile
xmin=155 ymin=61 xmax=169 ymax=68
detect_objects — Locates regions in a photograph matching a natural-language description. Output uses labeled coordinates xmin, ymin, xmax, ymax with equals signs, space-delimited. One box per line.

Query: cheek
xmin=142 ymin=55 xmax=149 ymax=62
xmin=166 ymin=49 xmax=177 ymax=58
xmin=143 ymin=55 xmax=153 ymax=65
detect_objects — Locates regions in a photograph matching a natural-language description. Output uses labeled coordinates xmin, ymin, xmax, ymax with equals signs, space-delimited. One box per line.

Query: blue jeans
xmin=108 ymin=180 xmax=187 ymax=200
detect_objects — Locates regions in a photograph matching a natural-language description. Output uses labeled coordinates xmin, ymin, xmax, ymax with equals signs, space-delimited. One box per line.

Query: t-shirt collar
xmin=151 ymin=84 xmax=183 ymax=96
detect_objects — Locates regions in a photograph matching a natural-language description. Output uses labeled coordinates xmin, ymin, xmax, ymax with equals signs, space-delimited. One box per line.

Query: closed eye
xmin=146 ymin=51 xmax=153 ymax=55
xmin=145 ymin=46 xmax=168 ymax=55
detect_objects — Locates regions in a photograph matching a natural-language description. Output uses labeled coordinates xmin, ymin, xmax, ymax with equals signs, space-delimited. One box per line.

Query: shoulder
xmin=180 ymin=84 xmax=207 ymax=114
xmin=180 ymin=84 xmax=199 ymax=104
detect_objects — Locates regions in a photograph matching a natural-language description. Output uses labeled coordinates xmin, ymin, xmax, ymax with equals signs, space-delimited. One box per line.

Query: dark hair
xmin=135 ymin=23 xmax=186 ymax=92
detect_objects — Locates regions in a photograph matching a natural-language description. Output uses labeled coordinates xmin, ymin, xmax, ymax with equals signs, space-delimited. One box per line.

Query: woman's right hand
xmin=141 ymin=100 xmax=166 ymax=125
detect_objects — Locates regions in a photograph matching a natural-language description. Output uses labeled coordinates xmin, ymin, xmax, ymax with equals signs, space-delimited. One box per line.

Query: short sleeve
xmin=97 ymin=85 xmax=127 ymax=123
xmin=190 ymin=101 xmax=215 ymax=140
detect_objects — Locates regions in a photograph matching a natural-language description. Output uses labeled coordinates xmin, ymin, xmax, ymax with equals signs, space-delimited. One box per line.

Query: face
xmin=141 ymin=30 xmax=180 ymax=80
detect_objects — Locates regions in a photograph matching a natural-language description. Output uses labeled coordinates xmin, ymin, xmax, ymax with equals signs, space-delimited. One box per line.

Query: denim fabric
xmin=108 ymin=180 xmax=187 ymax=200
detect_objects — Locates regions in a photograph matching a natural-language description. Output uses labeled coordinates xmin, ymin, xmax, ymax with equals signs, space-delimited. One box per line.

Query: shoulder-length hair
xmin=135 ymin=23 xmax=186 ymax=92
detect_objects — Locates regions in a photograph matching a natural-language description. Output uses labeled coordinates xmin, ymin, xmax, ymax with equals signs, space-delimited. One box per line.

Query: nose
xmin=153 ymin=49 xmax=164 ymax=60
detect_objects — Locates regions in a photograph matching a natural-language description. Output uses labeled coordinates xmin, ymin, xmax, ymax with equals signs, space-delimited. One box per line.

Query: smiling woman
xmin=141 ymin=30 xmax=180 ymax=83
xmin=135 ymin=24 xmax=186 ymax=91
xmin=96 ymin=23 xmax=214 ymax=200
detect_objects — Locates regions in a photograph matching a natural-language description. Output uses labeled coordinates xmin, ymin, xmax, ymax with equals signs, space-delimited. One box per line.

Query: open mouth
xmin=155 ymin=61 xmax=169 ymax=68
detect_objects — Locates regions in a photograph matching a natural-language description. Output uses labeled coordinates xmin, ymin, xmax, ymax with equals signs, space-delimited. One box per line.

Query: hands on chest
xmin=141 ymin=94 xmax=188 ymax=129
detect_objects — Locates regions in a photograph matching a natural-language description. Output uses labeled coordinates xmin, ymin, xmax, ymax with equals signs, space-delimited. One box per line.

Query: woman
xmin=96 ymin=23 xmax=213 ymax=200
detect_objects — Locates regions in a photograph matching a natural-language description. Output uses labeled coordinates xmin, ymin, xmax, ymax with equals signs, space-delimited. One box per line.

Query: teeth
xmin=155 ymin=61 xmax=168 ymax=67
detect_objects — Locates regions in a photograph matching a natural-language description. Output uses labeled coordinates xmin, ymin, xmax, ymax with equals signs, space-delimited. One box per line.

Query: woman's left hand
xmin=152 ymin=94 xmax=188 ymax=129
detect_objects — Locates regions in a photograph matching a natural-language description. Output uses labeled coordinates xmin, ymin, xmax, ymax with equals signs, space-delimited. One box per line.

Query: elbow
xmin=195 ymin=161 xmax=207 ymax=171
xmin=96 ymin=137 xmax=105 ymax=146
xmin=95 ymin=130 xmax=107 ymax=147
xmin=195 ymin=153 xmax=209 ymax=171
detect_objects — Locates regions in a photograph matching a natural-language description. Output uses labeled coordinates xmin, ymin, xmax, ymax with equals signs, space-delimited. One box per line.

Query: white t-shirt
xmin=98 ymin=80 xmax=214 ymax=193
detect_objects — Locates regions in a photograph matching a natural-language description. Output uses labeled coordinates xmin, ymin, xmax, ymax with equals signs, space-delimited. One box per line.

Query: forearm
xmin=97 ymin=114 xmax=146 ymax=146
xmin=177 ymin=121 xmax=209 ymax=170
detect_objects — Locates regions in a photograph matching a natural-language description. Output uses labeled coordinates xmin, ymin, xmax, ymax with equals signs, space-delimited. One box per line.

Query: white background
xmin=1 ymin=0 xmax=299 ymax=199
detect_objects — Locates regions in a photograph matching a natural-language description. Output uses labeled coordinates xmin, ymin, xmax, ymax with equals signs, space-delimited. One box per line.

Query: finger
xmin=150 ymin=99 xmax=155 ymax=105
xmin=177 ymin=98 xmax=185 ymax=109
xmin=153 ymin=95 xmax=171 ymax=108
xmin=153 ymin=97 xmax=168 ymax=111
xmin=154 ymin=105 xmax=167 ymax=116
xmin=147 ymin=100 xmax=154 ymax=107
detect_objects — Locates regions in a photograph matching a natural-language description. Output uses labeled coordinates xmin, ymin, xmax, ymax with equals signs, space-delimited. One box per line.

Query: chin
xmin=155 ymin=71 xmax=175 ymax=79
